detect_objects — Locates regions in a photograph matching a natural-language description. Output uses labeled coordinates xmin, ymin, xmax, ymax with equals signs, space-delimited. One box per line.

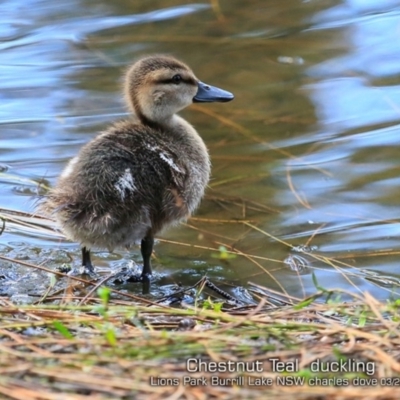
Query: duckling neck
xmin=146 ymin=115 xmax=167 ymax=130
xmin=134 ymin=104 xmax=179 ymax=131
xmin=140 ymin=112 xmax=209 ymax=159
xmin=131 ymin=104 xmax=208 ymax=160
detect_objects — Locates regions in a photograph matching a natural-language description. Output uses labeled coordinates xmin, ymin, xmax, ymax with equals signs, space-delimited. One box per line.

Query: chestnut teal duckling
xmin=39 ymin=55 xmax=234 ymax=289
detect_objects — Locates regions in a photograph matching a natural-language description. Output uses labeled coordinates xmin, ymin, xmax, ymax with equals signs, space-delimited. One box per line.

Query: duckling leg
xmin=140 ymin=233 xmax=154 ymax=278
xmin=81 ymin=246 xmax=94 ymax=273
xmin=141 ymin=233 xmax=153 ymax=294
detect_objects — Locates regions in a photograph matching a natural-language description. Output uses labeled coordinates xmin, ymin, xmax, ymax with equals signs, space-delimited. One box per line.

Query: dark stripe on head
xmin=155 ymin=77 xmax=197 ymax=85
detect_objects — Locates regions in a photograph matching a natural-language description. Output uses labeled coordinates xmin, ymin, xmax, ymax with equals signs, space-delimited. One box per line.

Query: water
xmin=1 ymin=0 xmax=400 ymax=301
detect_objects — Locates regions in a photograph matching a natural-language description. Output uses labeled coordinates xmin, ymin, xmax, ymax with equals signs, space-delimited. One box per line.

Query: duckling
xmin=39 ymin=55 xmax=233 ymax=289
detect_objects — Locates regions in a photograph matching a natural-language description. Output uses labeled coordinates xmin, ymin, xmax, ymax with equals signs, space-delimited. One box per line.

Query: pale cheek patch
xmin=153 ymin=90 xmax=165 ymax=104
xmin=115 ymin=168 xmax=136 ymax=200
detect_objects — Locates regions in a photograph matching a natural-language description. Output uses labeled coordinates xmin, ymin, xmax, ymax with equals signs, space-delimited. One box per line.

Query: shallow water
xmin=2 ymin=0 xmax=400 ymax=301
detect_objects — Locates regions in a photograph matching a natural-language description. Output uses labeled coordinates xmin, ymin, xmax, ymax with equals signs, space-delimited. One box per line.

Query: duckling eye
xmin=171 ymin=74 xmax=182 ymax=84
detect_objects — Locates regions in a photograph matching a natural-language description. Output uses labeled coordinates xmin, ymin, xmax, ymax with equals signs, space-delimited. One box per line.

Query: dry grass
xmin=0 ymin=288 xmax=400 ymax=400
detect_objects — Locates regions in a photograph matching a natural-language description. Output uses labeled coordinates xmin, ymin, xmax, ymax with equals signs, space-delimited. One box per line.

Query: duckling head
xmin=124 ymin=55 xmax=234 ymax=125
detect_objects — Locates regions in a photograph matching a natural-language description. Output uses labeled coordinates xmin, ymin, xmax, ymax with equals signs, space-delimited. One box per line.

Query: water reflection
xmin=1 ymin=0 xmax=400 ymax=300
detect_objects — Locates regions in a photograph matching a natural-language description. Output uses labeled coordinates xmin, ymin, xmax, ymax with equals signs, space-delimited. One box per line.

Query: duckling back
xmin=42 ymin=118 xmax=208 ymax=250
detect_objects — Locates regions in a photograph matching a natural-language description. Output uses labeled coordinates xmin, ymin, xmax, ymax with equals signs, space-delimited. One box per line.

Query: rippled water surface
xmin=2 ymin=0 xmax=400 ymax=300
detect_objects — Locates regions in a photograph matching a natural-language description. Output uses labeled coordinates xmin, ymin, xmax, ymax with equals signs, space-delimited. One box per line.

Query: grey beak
xmin=193 ymin=81 xmax=234 ymax=103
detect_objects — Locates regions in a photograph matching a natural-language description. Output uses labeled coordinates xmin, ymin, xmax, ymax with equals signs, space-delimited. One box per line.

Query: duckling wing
xmin=81 ymin=128 xmax=187 ymax=218
xmin=91 ymin=133 xmax=185 ymax=196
